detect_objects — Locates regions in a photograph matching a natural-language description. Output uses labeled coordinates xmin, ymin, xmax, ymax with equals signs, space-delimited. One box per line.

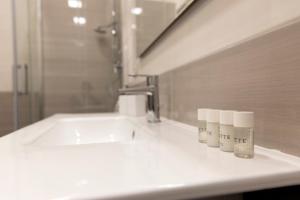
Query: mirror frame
xmin=138 ymin=0 xmax=196 ymax=57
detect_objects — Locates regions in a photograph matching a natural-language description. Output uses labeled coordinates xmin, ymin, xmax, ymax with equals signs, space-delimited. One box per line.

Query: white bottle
xmin=233 ymin=112 xmax=254 ymax=158
xmin=206 ymin=109 xmax=220 ymax=147
xmin=197 ymin=109 xmax=207 ymax=143
xmin=219 ymin=110 xmax=234 ymax=152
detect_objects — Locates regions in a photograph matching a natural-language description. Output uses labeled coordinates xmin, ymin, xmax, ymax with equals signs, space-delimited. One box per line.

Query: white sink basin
xmin=31 ymin=116 xmax=145 ymax=146
xmin=1 ymin=113 xmax=300 ymax=200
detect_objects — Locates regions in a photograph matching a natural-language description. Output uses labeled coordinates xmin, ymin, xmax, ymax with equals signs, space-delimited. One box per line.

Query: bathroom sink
xmin=30 ymin=116 xmax=146 ymax=146
xmin=1 ymin=113 xmax=300 ymax=200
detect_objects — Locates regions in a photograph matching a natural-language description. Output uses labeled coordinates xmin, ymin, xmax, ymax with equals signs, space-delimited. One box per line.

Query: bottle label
xmin=234 ymin=138 xmax=248 ymax=143
xmin=206 ymin=122 xmax=219 ymax=147
xmin=234 ymin=127 xmax=254 ymax=157
xmin=219 ymin=124 xmax=234 ymax=151
xmin=198 ymin=120 xmax=207 ymax=142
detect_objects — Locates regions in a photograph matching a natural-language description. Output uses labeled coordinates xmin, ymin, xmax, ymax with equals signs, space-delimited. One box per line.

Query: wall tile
xmin=0 ymin=92 xmax=13 ymax=136
xmin=160 ymin=20 xmax=300 ymax=156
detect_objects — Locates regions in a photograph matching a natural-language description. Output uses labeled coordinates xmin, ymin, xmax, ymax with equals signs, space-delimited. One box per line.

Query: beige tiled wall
xmin=159 ymin=20 xmax=300 ymax=157
xmin=0 ymin=92 xmax=32 ymax=136
xmin=0 ymin=93 xmax=13 ymax=137
xmin=42 ymin=0 xmax=119 ymax=117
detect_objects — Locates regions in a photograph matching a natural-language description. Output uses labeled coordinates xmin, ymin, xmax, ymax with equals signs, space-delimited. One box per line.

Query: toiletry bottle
xmin=206 ymin=109 xmax=220 ymax=147
xmin=197 ymin=109 xmax=207 ymax=143
xmin=233 ymin=112 xmax=254 ymax=158
xmin=219 ymin=110 xmax=234 ymax=152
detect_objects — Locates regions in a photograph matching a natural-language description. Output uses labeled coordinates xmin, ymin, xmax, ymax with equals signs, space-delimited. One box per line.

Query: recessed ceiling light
xmin=131 ymin=7 xmax=143 ymax=15
xmin=68 ymin=0 xmax=82 ymax=8
xmin=73 ymin=16 xmax=86 ymax=25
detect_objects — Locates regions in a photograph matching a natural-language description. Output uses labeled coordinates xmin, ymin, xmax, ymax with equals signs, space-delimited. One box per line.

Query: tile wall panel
xmin=0 ymin=92 xmax=13 ymax=137
xmin=160 ymin=20 xmax=300 ymax=156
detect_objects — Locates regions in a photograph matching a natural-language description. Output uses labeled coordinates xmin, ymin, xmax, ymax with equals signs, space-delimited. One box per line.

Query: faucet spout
xmin=118 ymin=75 xmax=160 ymax=123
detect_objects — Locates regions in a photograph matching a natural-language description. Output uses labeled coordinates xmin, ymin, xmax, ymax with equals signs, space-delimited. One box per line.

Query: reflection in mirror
xmin=135 ymin=0 xmax=194 ymax=56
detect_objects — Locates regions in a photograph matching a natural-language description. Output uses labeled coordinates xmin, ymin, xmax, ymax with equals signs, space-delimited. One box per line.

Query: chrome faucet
xmin=118 ymin=74 xmax=160 ymax=123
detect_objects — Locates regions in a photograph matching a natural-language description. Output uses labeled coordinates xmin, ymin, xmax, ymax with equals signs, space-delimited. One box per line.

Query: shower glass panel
xmin=6 ymin=0 xmax=121 ymax=134
xmin=0 ymin=0 xmax=15 ymax=136
xmin=12 ymin=0 xmax=42 ymax=129
xmin=41 ymin=0 xmax=120 ymax=117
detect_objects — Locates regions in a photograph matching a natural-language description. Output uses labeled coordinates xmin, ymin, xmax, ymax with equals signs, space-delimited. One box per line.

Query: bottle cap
xmin=220 ymin=110 xmax=234 ymax=125
xmin=233 ymin=111 xmax=254 ymax=127
xmin=197 ymin=109 xmax=207 ymax=121
xmin=206 ymin=109 xmax=220 ymax=123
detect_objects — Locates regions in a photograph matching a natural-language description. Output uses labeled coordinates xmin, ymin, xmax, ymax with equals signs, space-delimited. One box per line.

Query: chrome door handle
xmin=24 ymin=64 xmax=29 ymax=95
xmin=17 ymin=64 xmax=29 ymax=95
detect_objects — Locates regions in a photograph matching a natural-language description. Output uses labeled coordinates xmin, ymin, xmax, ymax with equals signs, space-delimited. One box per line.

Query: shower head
xmin=94 ymin=22 xmax=116 ymax=34
xmin=94 ymin=27 xmax=107 ymax=34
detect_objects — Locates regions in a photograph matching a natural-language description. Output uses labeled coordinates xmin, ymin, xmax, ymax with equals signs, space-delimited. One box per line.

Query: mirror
xmin=135 ymin=0 xmax=195 ymax=56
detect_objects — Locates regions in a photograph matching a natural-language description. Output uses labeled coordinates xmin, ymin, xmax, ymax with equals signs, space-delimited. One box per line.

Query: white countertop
xmin=1 ymin=113 xmax=300 ymax=200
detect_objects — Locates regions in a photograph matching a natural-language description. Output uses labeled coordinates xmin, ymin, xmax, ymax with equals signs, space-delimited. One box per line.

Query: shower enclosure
xmin=41 ymin=0 xmax=121 ymax=117
xmin=4 ymin=0 xmax=122 ymax=134
xmin=12 ymin=0 xmax=42 ymax=130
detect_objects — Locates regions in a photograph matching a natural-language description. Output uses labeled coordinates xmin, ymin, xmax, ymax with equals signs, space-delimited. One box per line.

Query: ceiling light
xmin=131 ymin=7 xmax=143 ymax=15
xmin=73 ymin=16 xmax=86 ymax=25
xmin=68 ymin=0 xmax=82 ymax=8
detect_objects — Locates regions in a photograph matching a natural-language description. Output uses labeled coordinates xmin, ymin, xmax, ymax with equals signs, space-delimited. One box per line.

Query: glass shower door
xmin=12 ymin=0 xmax=42 ymax=129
